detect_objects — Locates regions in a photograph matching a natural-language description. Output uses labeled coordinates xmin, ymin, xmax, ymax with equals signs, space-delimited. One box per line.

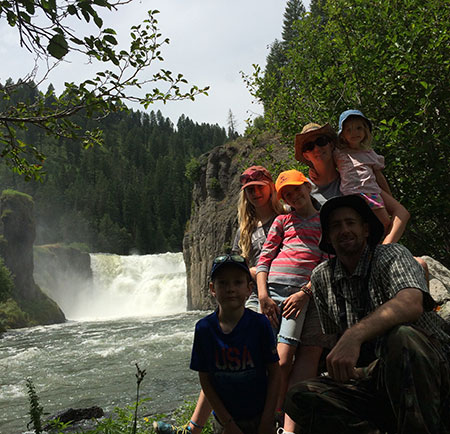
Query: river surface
xmin=0 ymin=252 xmax=209 ymax=434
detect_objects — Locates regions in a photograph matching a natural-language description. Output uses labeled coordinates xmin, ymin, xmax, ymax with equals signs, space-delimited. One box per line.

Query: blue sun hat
xmin=338 ymin=110 xmax=372 ymax=136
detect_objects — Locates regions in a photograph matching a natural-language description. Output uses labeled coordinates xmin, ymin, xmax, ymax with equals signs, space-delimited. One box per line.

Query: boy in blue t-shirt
xmin=190 ymin=254 xmax=280 ymax=434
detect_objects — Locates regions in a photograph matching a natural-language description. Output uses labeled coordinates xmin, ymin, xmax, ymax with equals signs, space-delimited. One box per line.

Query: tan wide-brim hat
xmin=294 ymin=123 xmax=336 ymax=165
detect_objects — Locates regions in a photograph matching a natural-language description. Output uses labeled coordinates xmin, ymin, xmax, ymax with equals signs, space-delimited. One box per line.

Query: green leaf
xmin=93 ymin=14 xmax=103 ymax=28
xmin=103 ymin=35 xmax=117 ymax=45
xmin=47 ymin=34 xmax=69 ymax=59
xmin=67 ymin=4 xmax=77 ymax=15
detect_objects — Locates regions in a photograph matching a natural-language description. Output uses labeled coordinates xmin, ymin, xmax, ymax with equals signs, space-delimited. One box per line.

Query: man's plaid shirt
xmin=311 ymin=243 xmax=450 ymax=349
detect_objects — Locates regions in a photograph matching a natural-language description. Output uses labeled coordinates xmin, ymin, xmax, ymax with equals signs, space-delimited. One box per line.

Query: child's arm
xmin=198 ymin=372 xmax=243 ymax=434
xmin=258 ymin=361 xmax=281 ymax=434
xmin=257 ymin=271 xmax=280 ymax=329
xmin=374 ymin=169 xmax=392 ymax=196
xmin=381 ymin=191 xmax=410 ymax=244
xmin=256 ymin=217 xmax=284 ymax=326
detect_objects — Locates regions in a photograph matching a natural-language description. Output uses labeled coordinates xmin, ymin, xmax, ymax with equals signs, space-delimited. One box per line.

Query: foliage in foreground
xmin=245 ymin=0 xmax=450 ymax=266
xmin=24 ymin=364 xmax=213 ymax=434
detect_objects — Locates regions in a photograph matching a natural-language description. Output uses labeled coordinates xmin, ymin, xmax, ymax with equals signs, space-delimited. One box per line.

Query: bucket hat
xmin=294 ymin=123 xmax=336 ymax=165
xmin=275 ymin=170 xmax=309 ymax=201
xmin=338 ymin=110 xmax=372 ymax=136
xmin=318 ymin=195 xmax=384 ymax=254
xmin=240 ymin=165 xmax=273 ymax=190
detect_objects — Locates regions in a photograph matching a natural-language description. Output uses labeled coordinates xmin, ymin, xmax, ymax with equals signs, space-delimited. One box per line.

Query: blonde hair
xmin=237 ymin=183 xmax=285 ymax=260
xmin=337 ymin=117 xmax=373 ymax=150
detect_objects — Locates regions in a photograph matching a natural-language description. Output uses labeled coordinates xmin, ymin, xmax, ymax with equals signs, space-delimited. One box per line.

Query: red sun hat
xmin=240 ymin=166 xmax=273 ymax=190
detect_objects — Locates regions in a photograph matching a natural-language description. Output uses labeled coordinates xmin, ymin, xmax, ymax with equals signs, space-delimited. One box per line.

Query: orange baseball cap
xmin=275 ymin=170 xmax=309 ymax=200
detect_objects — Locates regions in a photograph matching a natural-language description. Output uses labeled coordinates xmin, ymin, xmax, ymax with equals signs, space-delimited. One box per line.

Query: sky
xmin=0 ymin=1 xmax=310 ymax=134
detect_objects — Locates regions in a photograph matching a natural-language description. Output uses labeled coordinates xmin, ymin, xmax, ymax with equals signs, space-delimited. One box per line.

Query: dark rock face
xmin=183 ymin=134 xmax=290 ymax=310
xmin=0 ymin=191 xmax=38 ymax=299
xmin=0 ymin=190 xmax=66 ymax=326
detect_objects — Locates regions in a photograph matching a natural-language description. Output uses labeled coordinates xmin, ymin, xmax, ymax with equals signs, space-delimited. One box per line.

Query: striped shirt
xmin=256 ymin=211 xmax=324 ymax=287
xmin=311 ymin=244 xmax=450 ymax=350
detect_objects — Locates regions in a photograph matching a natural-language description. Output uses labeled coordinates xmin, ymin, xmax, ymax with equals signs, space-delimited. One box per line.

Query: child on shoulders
xmin=190 ymin=254 xmax=280 ymax=434
xmin=335 ymin=109 xmax=408 ymax=243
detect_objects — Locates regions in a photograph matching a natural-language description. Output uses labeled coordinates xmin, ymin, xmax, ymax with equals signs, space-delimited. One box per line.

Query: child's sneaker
xmin=153 ymin=421 xmax=192 ymax=434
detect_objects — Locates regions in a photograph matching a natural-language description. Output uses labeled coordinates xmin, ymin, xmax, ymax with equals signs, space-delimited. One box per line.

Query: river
xmin=0 ymin=252 xmax=208 ymax=434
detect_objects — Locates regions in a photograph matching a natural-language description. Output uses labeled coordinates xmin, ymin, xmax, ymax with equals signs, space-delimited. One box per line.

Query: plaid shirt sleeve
xmin=371 ymin=244 xmax=433 ymax=308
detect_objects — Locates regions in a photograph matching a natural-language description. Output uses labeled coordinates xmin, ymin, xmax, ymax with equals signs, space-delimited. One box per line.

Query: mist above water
xmin=39 ymin=252 xmax=187 ymax=321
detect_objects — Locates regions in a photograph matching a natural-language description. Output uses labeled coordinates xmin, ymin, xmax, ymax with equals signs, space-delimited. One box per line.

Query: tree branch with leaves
xmin=0 ymin=1 xmax=209 ymax=180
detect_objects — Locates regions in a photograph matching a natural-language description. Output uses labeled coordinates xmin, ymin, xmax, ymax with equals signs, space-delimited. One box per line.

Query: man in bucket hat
xmin=284 ymin=195 xmax=450 ymax=434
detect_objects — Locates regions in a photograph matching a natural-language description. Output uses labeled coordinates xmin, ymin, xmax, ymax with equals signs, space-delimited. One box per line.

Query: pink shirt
xmin=256 ymin=212 xmax=324 ymax=287
xmin=334 ymin=148 xmax=385 ymax=195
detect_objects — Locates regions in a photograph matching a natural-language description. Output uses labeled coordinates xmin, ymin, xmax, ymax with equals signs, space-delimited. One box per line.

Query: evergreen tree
xmin=282 ymin=0 xmax=306 ymax=44
xmin=227 ymin=110 xmax=240 ymax=140
xmin=0 ymin=81 xmax=229 ymax=254
xmin=246 ymin=0 xmax=450 ymax=266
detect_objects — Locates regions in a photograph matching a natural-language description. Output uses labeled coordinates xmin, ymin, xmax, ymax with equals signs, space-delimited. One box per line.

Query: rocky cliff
xmin=0 ymin=190 xmax=65 ymax=328
xmin=183 ymin=134 xmax=290 ymax=310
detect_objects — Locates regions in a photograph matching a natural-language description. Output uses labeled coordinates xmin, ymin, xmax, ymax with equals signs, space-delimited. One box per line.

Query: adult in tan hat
xmin=294 ymin=122 xmax=411 ymax=246
xmin=294 ymin=122 xmax=342 ymax=205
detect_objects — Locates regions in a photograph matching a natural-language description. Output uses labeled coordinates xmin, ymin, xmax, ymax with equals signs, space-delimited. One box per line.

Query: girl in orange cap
xmin=256 ymin=169 xmax=332 ymax=434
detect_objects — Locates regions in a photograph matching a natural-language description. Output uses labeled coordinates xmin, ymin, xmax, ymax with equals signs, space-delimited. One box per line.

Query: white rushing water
xmin=43 ymin=252 xmax=188 ymax=321
xmin=0 ymin=252 xmax=207 ymax=434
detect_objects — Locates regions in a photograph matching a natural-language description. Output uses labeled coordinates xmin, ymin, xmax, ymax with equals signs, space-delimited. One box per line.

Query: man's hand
xmin=282 ymin=291 xmax=309 ymax=319
xmin=326 ymin=330 xmax=363 ymax=382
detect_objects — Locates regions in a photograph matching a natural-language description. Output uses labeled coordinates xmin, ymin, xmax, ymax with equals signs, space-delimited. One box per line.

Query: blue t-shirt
xmin=190 ymin=308 xmax=279 ymax=420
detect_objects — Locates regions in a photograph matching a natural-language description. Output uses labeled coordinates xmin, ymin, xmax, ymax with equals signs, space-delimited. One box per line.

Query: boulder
xmin=422 ymin=256 xmax=450 ymax=322
xmin=44 ymin=406 xmax=104 ymax=431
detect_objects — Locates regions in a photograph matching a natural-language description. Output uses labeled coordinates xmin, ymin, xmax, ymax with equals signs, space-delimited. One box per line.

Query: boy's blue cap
xmin=338 ymin=110 xmax=372 ymax=135
xmin=210 ymin=254 xmax=251 ymax=280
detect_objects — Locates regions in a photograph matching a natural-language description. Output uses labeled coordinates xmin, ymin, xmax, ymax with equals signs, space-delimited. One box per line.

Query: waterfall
xmin=42 ymin=252 xmax=187 ymax=321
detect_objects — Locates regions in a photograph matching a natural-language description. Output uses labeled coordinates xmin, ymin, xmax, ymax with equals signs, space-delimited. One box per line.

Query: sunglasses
xmin=302 ymin=136 xmax=331 ymax=153
xmin=213 ymin=254 xmax=246 ymax=264
xmin=240 ymin=170 xmax=270 ymax=185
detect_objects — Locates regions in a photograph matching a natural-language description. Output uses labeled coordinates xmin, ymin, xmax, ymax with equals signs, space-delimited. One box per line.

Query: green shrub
xmin=0 ymin=257 xmax=13 ymax=303
xmin=185 ymin=157 xmax=203 ymax=183
xmin=0 ymin=298 xmax=30 ymax=331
